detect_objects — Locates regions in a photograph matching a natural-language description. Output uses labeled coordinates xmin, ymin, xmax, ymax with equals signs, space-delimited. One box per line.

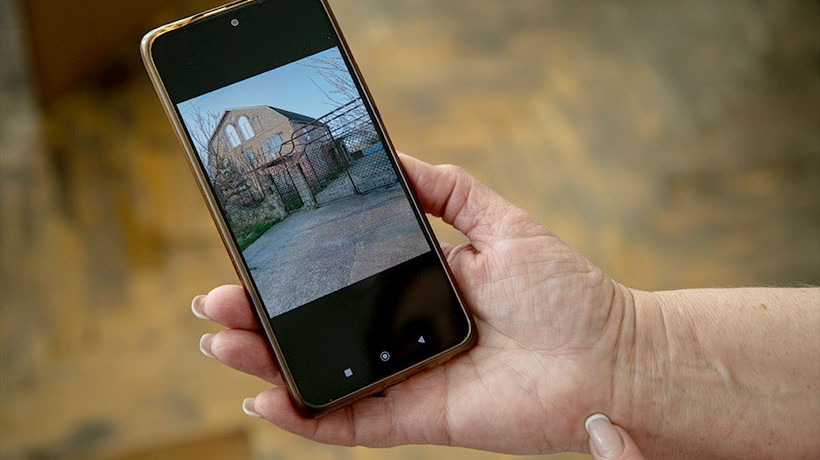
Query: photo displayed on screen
xmin=177 ymin=47 xmax=431 ymax=318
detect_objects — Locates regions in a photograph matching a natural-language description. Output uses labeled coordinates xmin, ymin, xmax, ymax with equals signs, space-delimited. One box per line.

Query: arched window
xmin=225 ymin=125 xmax=241 ymax=148
xmin=238 ymin=116 xmax=255 ymax=140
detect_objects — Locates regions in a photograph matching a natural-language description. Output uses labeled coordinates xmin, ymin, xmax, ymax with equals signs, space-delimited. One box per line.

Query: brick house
xmin=206 ymin=106 xmax=336 ymax=207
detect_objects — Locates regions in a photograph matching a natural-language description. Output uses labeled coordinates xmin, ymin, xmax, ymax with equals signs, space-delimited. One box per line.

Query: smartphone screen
xmin=144 ymin=0 xmax=474 ymax=415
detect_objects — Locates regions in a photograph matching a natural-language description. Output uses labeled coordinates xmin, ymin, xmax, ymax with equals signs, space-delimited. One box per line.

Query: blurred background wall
xmin=1 ymin=0 xmax=818 ymax=458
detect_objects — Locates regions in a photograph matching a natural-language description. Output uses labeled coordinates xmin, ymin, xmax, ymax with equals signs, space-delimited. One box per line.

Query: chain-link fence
xmin=289 ymin=98 xmax=398 ymax=205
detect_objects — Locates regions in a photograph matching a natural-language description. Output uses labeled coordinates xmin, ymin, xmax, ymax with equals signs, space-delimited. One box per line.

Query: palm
xmin=365 ymin=222 xmax=622 ymax=454
xmin=202 ymin=157 xmax=627 ymax=455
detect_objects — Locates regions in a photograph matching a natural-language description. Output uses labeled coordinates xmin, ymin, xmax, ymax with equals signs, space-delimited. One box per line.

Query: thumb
xmin=397 ymin=153 xmax=548 ymax=246
xmin=585 ymin=414 xmax=645 ymax=460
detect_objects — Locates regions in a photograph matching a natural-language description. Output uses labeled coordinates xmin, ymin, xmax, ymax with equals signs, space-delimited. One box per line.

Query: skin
xmin=196 ymin=155 xmax=820 ymax=458
xmin=619 ymin=288 xmax=820 ymax=458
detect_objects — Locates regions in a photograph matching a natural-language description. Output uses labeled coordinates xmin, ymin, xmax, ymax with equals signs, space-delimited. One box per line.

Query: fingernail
xmin=585 ymin=413 xmax=624 ymax=458
xmin=242 ymin=398 xmax=261 ymax=418
xmin=191 ymin=295 xmax=209 ymax=320
xmin=199 ymin=333 xmax=216 ymax=359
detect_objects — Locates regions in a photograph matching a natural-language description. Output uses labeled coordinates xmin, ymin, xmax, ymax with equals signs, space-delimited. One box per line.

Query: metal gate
xmin=269 ymin=168 xmax=303 ymax=212
xmin=302 ymin=141 xmax=356 ymax=205
xmin=339 ymin=134 xmax=398 ymax=193
xmin=293 ymin=99 xmax=399 ymax=205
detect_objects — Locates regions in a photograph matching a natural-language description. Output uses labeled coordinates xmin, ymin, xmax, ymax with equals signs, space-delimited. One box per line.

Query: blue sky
xmin=177 ymin=47 xmax=353 ymax=162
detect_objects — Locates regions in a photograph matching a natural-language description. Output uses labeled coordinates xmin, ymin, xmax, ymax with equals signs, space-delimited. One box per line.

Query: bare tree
xmin=188 ymin=107 xmax=267 ymax=206
xmin=302 ymin=53 xmax=369 ymax=130
xmin=187 ymin=107 xmax=225 ymax=174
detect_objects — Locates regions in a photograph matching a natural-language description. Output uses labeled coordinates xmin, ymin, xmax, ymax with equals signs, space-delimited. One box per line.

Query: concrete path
xmin=242 ymin=184 xmax=430 ymax=317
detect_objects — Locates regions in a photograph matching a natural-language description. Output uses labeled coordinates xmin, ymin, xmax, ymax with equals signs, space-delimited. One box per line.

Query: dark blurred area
xmin=1 ymin=0 xmax=818 ymax=459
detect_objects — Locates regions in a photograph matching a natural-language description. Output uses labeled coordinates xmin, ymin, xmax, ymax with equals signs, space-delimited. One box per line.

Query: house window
xmin=302 ymin=127 xmax=311 ymax=141
xmin=263 ymin=134 xmax=283 ymax=158
xmin=238 ymin=116 xmax=255 ymax=140
xmin=225 ymin=125 xmax=241 ymax=148
xmin=242 ymin=148 xmax=255 ymax=165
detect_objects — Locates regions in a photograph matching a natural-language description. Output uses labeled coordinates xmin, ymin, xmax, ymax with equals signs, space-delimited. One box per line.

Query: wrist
xmin=609 ymin=287 xmax=820 ymax=459
xmin=609 ymin=288 xmax=717 ymax=457
xmin=607 ymin=287 xmax=663 ymax=453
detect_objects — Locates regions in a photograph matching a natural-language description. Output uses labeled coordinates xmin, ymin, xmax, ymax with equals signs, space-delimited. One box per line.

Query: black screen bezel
xmin=152 ymin=0 xmax=335 ymax=104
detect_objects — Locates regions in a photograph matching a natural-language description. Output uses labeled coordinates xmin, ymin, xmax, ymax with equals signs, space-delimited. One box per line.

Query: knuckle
xmin=437 ymin=163 xmax=466 ymax=176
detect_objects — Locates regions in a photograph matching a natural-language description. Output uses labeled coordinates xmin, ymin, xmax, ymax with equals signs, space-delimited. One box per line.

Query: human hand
xmin=194 ymin=154 xmax=637 ymax=455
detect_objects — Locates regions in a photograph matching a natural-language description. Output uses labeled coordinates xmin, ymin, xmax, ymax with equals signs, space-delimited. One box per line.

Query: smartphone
xmin=141 ymin=0 xmax=476 ymax=417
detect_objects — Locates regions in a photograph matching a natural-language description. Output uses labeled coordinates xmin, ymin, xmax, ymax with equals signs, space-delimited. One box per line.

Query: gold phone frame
xmin=140 ymin=0 xmax=475 ymax=417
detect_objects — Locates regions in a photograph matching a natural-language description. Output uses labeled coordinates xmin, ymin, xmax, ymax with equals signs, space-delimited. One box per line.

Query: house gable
xmin=205 ymin=106 xmax=328 ymax=175
xmin=208 ymin=106 xmax=318 ymax=152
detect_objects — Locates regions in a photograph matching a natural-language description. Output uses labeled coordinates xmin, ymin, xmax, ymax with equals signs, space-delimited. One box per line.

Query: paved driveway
xmin=242 ymin=184 xmax=430 ymax=317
